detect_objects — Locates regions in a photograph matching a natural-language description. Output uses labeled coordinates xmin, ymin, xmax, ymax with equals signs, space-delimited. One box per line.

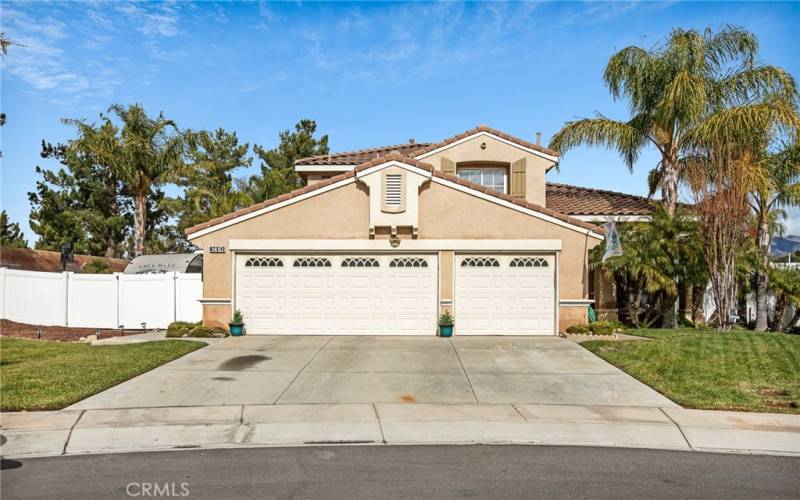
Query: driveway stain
xmin=218 ymin=355 xmax=271 ymax=371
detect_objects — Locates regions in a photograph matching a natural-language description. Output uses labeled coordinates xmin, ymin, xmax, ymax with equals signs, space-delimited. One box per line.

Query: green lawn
xmin=582 ymin=329 xmax=800 ymax=414
xmin=0 ymin=337 xmax=204 ymax=411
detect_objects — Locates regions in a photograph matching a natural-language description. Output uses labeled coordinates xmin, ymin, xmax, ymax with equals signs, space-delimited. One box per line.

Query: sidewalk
xmin=2 ymin=404 xmax=798 ymax=459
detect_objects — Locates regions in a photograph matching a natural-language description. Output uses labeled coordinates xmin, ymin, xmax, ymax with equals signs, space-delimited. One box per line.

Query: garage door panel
xmin=236 ymin=254 xmax=437 ymax=335
xmin=456 ymin=254 xmax=555 ymax=336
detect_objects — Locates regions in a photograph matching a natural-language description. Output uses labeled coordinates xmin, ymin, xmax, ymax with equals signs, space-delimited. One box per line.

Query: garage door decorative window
xmin=461 ymin=257 xmax=500 ymax=267
xmin=293 ymin=257 xmax=332 ymax=267
xmin=389 ymin=257 xmax=428 ymax=268
xmin=245 ymin=257 xmax=283 ymax=267
xmin=509 ymin=257 xmax=549 ymax=268
xmin=341 ymin=257 xmax=380 ymax=268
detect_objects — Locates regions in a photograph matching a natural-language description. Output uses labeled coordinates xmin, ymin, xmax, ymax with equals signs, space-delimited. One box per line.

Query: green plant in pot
xmin=439 ymin=311 xmax=455 ymax=337
xmin=229 ymin=309 xmax=245 ymax=336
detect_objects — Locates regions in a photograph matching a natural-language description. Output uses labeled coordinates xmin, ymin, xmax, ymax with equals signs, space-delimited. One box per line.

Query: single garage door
xmin=455 ymin=255 xmax=555 ymax=335
xmin=235 ymin=254 xmax=437 ymax=335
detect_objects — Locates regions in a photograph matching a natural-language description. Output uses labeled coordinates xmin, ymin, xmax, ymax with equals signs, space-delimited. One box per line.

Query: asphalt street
xmin=1 ymin=445 xmax=797 ymax=500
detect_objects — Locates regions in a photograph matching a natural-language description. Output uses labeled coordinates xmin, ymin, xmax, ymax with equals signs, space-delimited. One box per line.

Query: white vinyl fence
xmin=0 ymin=268 xmax=202 ymax=329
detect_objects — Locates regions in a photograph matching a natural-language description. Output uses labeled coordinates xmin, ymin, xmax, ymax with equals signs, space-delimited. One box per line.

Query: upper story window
xmin=458 ymin=167 xmax=507 ymax=194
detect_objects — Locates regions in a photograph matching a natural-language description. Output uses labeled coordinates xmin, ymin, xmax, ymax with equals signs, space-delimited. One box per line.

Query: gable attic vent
xmin=382 ymin=171 xmax=406 ymax=213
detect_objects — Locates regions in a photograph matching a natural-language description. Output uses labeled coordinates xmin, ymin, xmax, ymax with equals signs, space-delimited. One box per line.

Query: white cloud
xmin=114 ymin=2 xmax=181 ymax=38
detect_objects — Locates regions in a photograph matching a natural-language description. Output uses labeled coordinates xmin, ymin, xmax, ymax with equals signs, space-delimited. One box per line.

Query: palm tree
xmin=109 ymin=104 xmax=183 ymax=256
xmin=550 ymin=26 xmax=797 ymax=216
xmin=592 ymin=204 xmax=704 ymax=327
xmin=193 ymin=184 xmax=253 ymax=221
xmin=73 ymin=105 xmax=184 ymax=257
xmin=750 ymin=141 xmax=800 ymax=330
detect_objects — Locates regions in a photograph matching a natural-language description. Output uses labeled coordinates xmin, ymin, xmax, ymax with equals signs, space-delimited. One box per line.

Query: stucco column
xmin=439 ymin=251 xmax=454 ymax=315
xmin=594 ymin=268 xmax=619 ymax=321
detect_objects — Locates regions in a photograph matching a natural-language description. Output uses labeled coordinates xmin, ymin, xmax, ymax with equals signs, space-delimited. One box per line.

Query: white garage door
xmin=455 ymin=255 xmax=555 ymax=335
xmin=235 ymin=254 xmax=437 ymax=335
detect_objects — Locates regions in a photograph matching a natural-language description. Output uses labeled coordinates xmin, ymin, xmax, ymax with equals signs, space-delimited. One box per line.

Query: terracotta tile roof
xmin=0 ymin=247 xmax=128 ymax=273
xmin=294 ymin=125 xmax=560 ymax=167
xmin=411 ymin=125 xmax=560 ymax=158
xmin=295 ymin=142 xmax=433 ymax=166
xmin=545 ymin=182 xmax=654 ymax=216
xmin=186 ymin=155 xmax=603 ymax=237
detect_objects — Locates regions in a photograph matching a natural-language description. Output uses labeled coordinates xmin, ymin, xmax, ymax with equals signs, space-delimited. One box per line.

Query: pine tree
xmin=0 ymin=210 xmax=28 ymax=248
xmin=246 ymin=119 xmax=329 ymax=202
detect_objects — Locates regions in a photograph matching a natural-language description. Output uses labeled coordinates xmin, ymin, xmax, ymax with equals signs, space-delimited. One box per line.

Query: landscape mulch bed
xmin=1 ymin=320 xmax=151 ymax=342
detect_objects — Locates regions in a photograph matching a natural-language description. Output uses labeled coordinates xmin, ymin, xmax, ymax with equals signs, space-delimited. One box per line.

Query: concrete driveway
xmin=69 ymin=336 xmax=676 ymax=409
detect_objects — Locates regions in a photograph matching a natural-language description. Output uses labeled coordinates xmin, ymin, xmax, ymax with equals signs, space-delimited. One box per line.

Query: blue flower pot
xmin=439 ymin=325 xmax=454 ymax=337
xmin=229 ymin=324 xmax=244 ymax=336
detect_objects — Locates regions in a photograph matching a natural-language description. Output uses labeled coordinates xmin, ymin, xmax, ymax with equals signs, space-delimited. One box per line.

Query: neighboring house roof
xmin=0 ymin=247 xmax=128 ymax=273
xmin=186 ymin=153 xmax=603 ymax=238
xmin=294 ymin=125 xmax=560 ymax=167
xmin=124 ymin=253 xmax=203 ymax=274
xmin=545 ymin=183 xmax=654 ymax=216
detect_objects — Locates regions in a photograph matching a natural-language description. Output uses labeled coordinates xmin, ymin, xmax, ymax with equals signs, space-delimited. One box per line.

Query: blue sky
xmin=2 ymin=1 xmax=799 ymax=242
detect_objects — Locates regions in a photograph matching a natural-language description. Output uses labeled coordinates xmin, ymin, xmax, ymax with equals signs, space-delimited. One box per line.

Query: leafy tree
xmin=72 ymin=104 xmax=184 ymax=257
xmin=749 ymin=141 xmax=800 ymax=330
xmin=173 ymin=128 xmax=252 ymax=236
xmin=550 ymin=26 xmax=797 ymax=216
xmin=246 ymin=119 xmax=328 ymax=202
xmin=0 ymin=210 xmax=28 ymax=248
xmin=29 ymin=135 xmax=128 ymax=257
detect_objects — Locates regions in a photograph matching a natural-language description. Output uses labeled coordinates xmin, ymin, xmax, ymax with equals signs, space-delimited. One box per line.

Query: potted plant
xmin=438 ymin=311 xmax=455 ymax=337
xmin=229 ymin=309 xmax=245 ymax=336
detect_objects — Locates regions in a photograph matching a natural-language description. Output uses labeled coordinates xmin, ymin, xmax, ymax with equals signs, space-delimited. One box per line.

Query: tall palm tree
xmin=108 ymin=104 xmax=184 ymax=257
xmin=682 ymin=101 xmax=799 ymax=330
xmin=77 ymin=105 xmax=184 ymax=257
xmin=750 ymin=141 xmax=800 ymax=330
xmin=550 ymin=26 xmax=797 ymax=216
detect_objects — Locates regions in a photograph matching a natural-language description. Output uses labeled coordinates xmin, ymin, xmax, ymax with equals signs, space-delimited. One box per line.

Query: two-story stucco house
xmin=186 ymin=126 xmax=653 ymax=336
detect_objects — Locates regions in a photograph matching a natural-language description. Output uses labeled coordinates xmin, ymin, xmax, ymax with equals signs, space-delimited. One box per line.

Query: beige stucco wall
xmin=204 ymin=303 xmax=232 ymax=329
xmin=439 ymin=251 xmax=454 ymax=314
xmin=559 ymin=306 xmax=588 ymax=331
xmin=418 ymin=182 xmax=599 ymax=301
xmin=193 ymin=183 xmax=370 ymax=306
xmin=305 ymin=172 xmax=347 ymax=185
xmin=419 ymin=135 xmax=554 ymax=206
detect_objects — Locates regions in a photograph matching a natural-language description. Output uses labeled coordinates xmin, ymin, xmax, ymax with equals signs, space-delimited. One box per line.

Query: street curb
xmin=2 ymin=404 xmax=798 ymax=459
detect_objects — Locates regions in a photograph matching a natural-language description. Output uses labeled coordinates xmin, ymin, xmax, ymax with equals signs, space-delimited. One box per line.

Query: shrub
xmin=590 ymin=321 xmax=616 ymax=335
xmin=565 ymin=324 xmax=591 ymax=334
xmin=439 ymin=311 xmax=455 ymax=326
xmin=231 ymin=309 xmax=244 ymax=325
xmin=165 ymin=321 xmax=201 ymax=338
xmin=83 ymin=259 xmax=113 ymax=274
xmin=188 ymin=326 xmax=229 ymax=338
xmin=165 ymin=322 xmax=228 ymax=338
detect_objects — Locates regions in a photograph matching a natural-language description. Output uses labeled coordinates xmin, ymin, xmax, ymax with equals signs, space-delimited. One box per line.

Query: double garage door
xmin=236 ymin=254 xmax=438 ymax=335
xmin=235 ymin=253 xmax=555 ymax=335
